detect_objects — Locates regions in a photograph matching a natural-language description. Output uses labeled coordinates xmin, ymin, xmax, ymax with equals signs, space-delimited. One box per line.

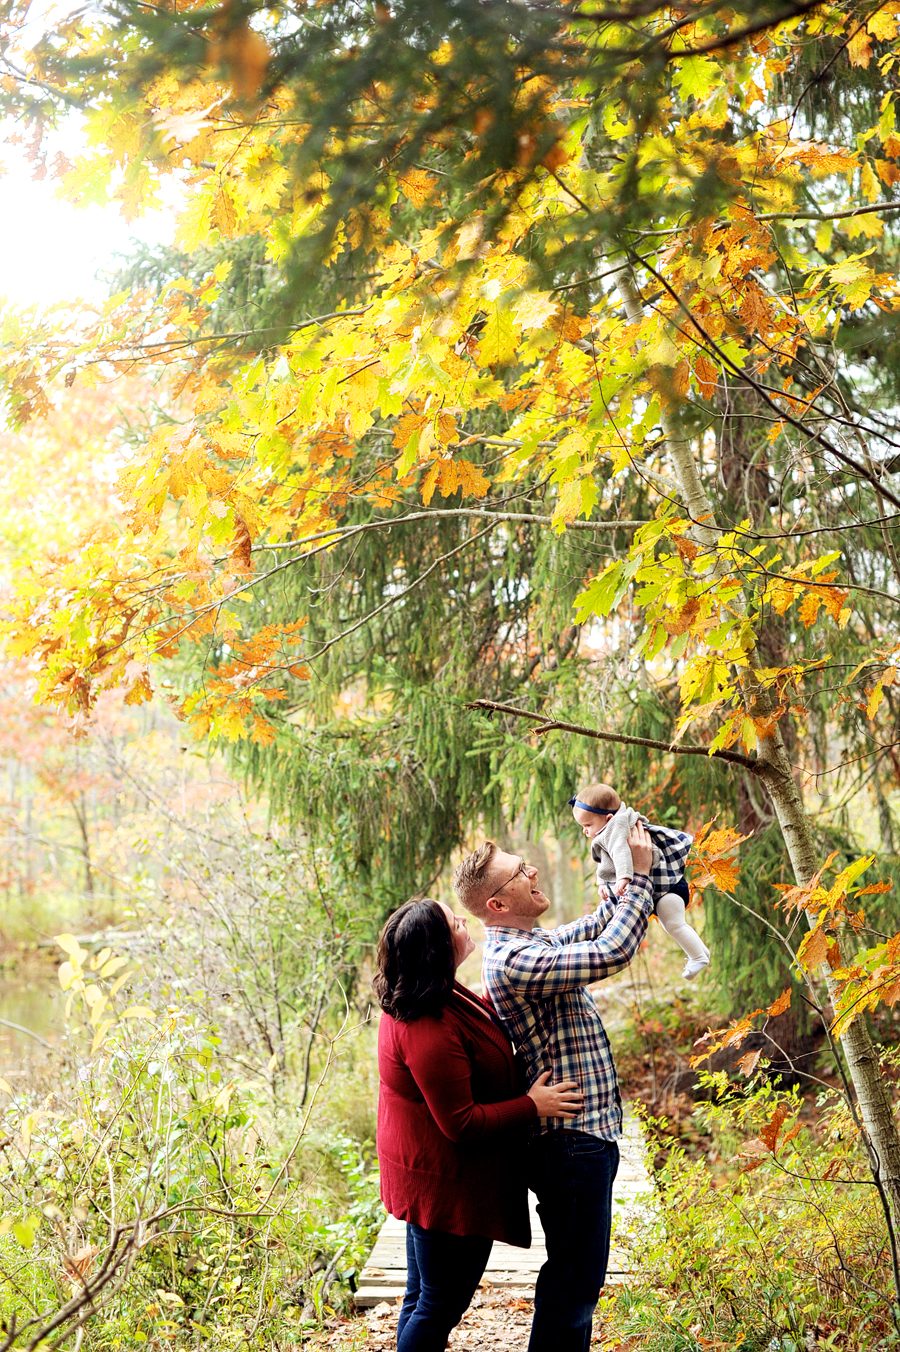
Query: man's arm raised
xmin=551 ymin=822 xmax=654 ymax=947
xmin=498 ymin=826 xmax=653 ymax=996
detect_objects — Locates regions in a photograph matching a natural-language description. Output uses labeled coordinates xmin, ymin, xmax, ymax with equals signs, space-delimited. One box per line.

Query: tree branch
xmin=256 ymin=507 xmax=647 ymax=553
xmin=466 ymin=699 xmax=762 ymax=771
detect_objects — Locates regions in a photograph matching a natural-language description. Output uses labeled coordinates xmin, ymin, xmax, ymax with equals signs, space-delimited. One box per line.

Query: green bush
xmin=604 ymin=1072 xmax=898 ymax=1351
xmin=0 ymin=854 xmax=382 ymax=1352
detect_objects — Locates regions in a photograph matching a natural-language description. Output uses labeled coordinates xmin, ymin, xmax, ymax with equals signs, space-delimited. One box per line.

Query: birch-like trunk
xmin=619 ymin=275 xmax=900 ymax=1237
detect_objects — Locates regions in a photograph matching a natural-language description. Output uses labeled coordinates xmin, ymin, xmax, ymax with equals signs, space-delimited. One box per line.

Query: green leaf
xmin=12 ymin=1215 xmax=39 ymax=1249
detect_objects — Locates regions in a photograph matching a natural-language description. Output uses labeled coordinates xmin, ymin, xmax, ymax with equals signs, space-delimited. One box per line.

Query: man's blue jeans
xmin=396 ymin=1222 xmax=492 ymax=1351
xmin=526 ymin=1130 xmax=620 ymax=1352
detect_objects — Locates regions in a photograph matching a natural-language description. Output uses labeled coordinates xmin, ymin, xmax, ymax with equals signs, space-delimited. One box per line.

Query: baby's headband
xmin=567 ymin=798 xmax=613 ymax=816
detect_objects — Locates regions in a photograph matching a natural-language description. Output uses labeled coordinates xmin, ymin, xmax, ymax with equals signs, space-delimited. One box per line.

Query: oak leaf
xmin=759 ymin=1103 xmax=789 ymax=1152
xmin=767 ymin=988 xmax=792 ymax=1017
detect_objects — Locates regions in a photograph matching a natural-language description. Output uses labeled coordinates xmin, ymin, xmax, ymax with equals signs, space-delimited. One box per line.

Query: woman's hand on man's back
xmin=527 ymin=1071 xmax=584 ymax=1120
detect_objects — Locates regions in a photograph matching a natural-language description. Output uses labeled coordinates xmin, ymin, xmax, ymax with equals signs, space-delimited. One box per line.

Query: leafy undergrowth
xmin=0 ymin=1010 xmax=384 ymax=1350
xmin=602 ymin=1071 xmax=898 ymax=1352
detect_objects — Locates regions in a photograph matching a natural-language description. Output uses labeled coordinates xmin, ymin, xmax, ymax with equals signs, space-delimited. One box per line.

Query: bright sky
xmin=0 ymin=136 xmax=177 ymax=309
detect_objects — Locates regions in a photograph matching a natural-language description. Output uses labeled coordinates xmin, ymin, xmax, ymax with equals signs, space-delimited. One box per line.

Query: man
xmin=453 ymin=824 xmax=653 ymax=1352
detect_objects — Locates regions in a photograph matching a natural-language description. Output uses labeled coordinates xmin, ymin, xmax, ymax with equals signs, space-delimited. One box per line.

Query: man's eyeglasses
xmin=494 ymin=857 xmax=530 ymax=893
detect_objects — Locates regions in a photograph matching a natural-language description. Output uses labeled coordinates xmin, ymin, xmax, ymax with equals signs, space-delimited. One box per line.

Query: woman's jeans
xmin=526 ymin=1130 xmax=620 ymax=1352
xmin=396 ymin=1222 xmax=492 ymax=1351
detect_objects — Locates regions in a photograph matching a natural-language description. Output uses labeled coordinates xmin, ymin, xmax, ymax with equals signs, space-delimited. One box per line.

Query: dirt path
xmin=308 ymin=1288 xmax=613 ymax=1349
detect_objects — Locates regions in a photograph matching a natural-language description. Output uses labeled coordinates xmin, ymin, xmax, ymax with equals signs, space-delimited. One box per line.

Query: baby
xmin=569 ymin=782 xmax=710 ymax=980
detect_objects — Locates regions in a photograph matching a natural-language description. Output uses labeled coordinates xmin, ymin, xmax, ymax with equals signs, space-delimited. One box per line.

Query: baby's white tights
xmin=655 ymin=892 xmax=710 ymax=981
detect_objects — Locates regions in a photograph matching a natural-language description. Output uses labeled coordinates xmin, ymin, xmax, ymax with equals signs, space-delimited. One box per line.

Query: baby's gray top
xmin=589 ymin=803 xmax=661 ymax=882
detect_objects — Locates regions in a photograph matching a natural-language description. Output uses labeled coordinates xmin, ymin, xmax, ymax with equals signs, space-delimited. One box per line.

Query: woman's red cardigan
xmin=377 ymin=982 xmax=536 ymax=1247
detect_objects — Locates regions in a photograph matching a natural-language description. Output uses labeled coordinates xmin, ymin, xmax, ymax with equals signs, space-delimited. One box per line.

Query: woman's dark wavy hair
xmin=374 ymin=898 xmax=455 ymax=1022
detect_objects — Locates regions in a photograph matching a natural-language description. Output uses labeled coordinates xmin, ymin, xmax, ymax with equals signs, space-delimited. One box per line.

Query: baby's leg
xmin=655 ymin=892 xmax=710 ymax=980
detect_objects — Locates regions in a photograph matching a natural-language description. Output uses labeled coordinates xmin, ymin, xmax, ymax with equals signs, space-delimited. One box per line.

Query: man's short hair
xmin=574 ymin=782 xmax=621 ymax=812
xmin=453 ymin=841 xmax=498 ymax=919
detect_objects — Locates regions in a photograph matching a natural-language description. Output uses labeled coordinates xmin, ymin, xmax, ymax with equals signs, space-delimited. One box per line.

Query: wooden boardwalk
xmin=356 ymin=1111 xmax=653 ymax=1307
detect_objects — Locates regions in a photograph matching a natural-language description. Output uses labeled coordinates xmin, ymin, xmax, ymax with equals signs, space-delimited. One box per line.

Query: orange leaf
xmin=759 ymin=1103 xmax=789 ymax=1152
xmin=767 ymin=988 xmax=791 ymax=1018
xmin=421 ymin=462 xmax=440 ymax=507
xmin=693 ymin=353 xmax=719 ymax=398
xmin=231 ymin=514 xmax=253 ymax=572
xmin=797 ymin=925 xmax=830 ymax=973
xmin=798 ymin=590 xmax=822 ymax=627
xmin=393 ymin=413 xmax=426 ymax=450
xmin=437 ymin=459 xmax=459 ymax=498
xmin=736 ymin=1048 xmax=763 ymax=1077
xmin=674 ymin=536 xmax=700 ymax=562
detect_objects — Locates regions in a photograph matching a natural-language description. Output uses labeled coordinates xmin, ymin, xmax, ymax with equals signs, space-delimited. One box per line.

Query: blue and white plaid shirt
xmin=481 ymin=876 xmax=653 ymax=1141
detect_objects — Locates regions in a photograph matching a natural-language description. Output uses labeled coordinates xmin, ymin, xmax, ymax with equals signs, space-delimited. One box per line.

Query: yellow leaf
xmin=109 ymin=971 xmax=133 ymax=998
xmin=55 ymin=934 xmax=88 ymax=963
xmin=553 ymin=478 xmax=587 ymax=529
xmin=91 ymin=1019 xmax=114 ymax=1054
xmin=57 ymin=961 xmax=77 ymax=992
xmin=867 ymin=680 xmax=885 ymax=719
xmin=768 ymin=578 xmax=795 ymax=615
xmin=646 ymin=329 xmax=681 ymax=366
xmin=860 ymin=161 xmax=880 ymax=203
xmin=435 ymin=412 xmax=457 ymax=445
xmin=611 ymin=441 xmax=633 ymax=475
xmin=12 ymin=1215 xmax=39 ymax=1250
xmin=212 ymin=184 xmax=239 ymax=239
xmin=868 ymin=9 xmax=898 ymax=39
xmin=397 ymin=168 xmax=437 ymax=209
xmin=707 ymin=857 xmax=741 ymax=892
xmin=456 ymin=459 xmax=490 ymax=498
xmin=479 ymin=308 xmax=518 ymax=366
xmin=99 ymin=955 xmax=129 ymax=979
xmin=848 ymin=28 xmax=873 ymax=66
xmin=513 ymin=291 xmax=558 ymax=331
xmin=739 ymin=716 xmax=758 ymax=752
xmin=213 ymin=1080 xmax=238 ymax=1111
xmin=120 ymin=1006 xmax=156 ymax=1020
xmin=0 ymin=1078 xmax=12 ymax=1096
xmin=437 ymin=459 xmax=459 ymax=498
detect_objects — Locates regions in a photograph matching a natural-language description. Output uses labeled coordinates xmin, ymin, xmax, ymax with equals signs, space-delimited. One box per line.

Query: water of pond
xmin=0 ymin=959 xmax=64 ymax=1067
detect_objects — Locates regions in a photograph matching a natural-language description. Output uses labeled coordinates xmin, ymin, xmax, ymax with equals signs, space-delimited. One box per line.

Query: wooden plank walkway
xmin=356 ymin=1111 xmax=653 ymax=1307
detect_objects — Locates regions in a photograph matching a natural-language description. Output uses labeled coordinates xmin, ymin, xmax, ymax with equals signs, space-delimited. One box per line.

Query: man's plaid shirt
xmin=481 ymin=876 xmax=653 ymax=1141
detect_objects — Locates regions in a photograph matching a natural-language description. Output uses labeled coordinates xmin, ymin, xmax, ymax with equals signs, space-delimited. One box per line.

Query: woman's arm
xmin=400 ymin=1017 xmax=537 ymax=1144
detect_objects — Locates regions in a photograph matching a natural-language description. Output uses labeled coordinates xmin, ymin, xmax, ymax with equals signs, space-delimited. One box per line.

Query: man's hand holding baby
xmin=627 ymin=821 xmax=653 ymax=877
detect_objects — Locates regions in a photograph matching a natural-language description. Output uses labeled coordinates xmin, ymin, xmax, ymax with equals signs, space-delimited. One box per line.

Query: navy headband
xmin=567 ymin=798 xmax=614 ymax=816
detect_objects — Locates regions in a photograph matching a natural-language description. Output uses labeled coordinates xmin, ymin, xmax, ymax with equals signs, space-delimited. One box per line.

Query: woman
xmin=374 ymin=897 xmax=583 ymax=1351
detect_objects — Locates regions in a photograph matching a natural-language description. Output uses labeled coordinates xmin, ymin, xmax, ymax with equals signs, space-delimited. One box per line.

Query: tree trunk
xmin=619 ymin=272 xmax=900 ymax=1242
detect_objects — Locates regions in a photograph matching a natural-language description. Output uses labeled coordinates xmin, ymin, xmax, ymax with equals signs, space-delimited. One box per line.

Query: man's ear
xmin=484 ymin=894 xmax=508 ymax=917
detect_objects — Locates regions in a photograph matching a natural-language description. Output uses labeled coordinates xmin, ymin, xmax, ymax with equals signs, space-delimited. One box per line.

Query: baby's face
xmin=572 ymin=806 xmax=613 ymax=840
